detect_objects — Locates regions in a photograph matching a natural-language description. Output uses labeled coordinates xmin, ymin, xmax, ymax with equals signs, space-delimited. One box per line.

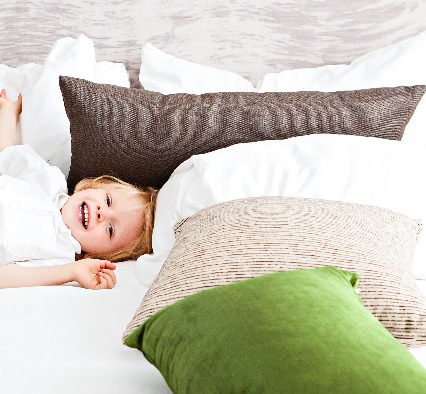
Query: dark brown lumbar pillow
xmin=59 ymin=76 xmax=425 ymax=190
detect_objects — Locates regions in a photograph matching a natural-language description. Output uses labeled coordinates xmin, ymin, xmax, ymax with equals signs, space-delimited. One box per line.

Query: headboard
xmin=3 ymin=0 xmax=426 ymax=87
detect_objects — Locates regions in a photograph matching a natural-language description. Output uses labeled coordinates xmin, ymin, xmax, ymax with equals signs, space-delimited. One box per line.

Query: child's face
xmin=61 ymin=187 xmax=144 ymax=257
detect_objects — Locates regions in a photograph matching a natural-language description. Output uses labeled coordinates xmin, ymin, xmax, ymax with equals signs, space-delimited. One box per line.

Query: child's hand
xmin=0 ymin=89 xmax=22 ymax=119
xmin=72 ymin=258 xmax=117 ymax=290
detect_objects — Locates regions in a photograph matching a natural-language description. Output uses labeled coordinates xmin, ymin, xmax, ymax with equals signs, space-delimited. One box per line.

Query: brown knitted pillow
xmin=59 ymin=76 xmax=425 ymax=190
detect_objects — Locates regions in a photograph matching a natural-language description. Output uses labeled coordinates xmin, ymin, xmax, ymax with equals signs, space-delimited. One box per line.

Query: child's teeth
xmin=84 ymin=205 xmax=88 ymax=227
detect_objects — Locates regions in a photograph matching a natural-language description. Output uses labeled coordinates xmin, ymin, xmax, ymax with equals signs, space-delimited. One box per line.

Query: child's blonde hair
xmin=74 ymin=175 xmax=158 ymax=262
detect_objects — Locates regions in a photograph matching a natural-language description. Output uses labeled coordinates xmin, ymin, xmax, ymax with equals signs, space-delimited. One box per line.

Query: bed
xmin=1 ymin=1 xmax=426 ymax=393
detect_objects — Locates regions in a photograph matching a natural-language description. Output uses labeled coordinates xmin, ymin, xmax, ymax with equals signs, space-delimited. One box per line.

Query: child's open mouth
xmin=80 ymin=202 xmax=89 ymax=229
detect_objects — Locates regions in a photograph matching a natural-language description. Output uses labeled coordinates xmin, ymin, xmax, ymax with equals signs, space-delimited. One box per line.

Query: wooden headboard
xmin=3 ymin=0 xmax=426 ymax=87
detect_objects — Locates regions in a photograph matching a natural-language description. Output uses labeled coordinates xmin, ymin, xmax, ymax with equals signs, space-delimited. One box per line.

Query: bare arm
xmin=0 ymin=91 xmax=116 ymax=290
xmin=0 ymin=89 xmax=22 ymax=152
xmin=0 ymin=259 xmax=116 ymax=290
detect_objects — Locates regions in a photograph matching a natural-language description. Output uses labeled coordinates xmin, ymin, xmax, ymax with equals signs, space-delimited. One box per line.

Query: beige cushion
xmin=59 ymin=76 xmax=425 ymax=190
xmin=124 ymin=196 xmax=426 ymax=347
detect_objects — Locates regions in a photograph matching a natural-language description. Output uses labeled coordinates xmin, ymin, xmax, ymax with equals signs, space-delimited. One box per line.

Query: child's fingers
xmin=103 ymin=272 xmax=114 ymax=289
xmin=98 ymin=271 xmax=115 ymax=289
xmin=99 ymin=260 xmax=116 ymax=270
xmin=102 ymin=269 xmax=117 ymax=284
xmin=95 ymin=274 xmax=109 ymax=290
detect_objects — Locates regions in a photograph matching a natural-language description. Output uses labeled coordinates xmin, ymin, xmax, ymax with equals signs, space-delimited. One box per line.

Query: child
xmin=0 ymin=89 xmax=157 ymax=290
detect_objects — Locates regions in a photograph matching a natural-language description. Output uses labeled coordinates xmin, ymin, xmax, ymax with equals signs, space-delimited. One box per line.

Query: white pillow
xmin=258 ymin=30 xmax=426 ymax=144
xmin=0 ymin=34 xmax=130 ymax=177
xmin=136 ymin=135 xmax=426 ymax=286
xmin=93 ymin=61 xmax=130 ymax=87
xmin=139 ymin=43 xmax=256 ymax=94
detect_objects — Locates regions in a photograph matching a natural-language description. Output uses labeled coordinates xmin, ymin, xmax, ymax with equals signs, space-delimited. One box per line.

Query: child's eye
xmin=106 ymin=194 xmax=112 ymax=207
xmin=108 ymin=223 xmax=114 ymax=239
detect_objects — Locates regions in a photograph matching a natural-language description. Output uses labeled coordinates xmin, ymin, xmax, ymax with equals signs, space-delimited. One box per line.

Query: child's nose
xmin=97 ymin=206 xmax=106 ymax=222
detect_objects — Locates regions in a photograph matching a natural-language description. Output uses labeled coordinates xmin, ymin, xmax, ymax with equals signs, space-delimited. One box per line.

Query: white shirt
xmin=0 ymin=145 xmax=81 ymax=267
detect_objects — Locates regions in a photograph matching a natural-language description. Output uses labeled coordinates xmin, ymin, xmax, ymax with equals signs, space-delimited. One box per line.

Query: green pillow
xmin=125 ymin=267 xmax=426 ymax=393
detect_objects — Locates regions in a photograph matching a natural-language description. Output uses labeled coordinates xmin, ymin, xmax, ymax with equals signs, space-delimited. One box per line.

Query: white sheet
xmin=0 ymin=264 xmax=424 ymax=394
xmin=0 ymin=262 xmax=171 ymax=394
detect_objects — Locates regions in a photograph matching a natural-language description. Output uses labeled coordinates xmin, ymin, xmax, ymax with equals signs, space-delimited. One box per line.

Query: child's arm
xmin=0 ymin=89 xmax=22 ymax=151
xmin=0 ymin=259 xmax=116 ymax=290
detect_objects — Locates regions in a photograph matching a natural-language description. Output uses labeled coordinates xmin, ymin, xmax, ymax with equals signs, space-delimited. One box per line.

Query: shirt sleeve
xmin=0 ymin=145 xmax=68 ymax=199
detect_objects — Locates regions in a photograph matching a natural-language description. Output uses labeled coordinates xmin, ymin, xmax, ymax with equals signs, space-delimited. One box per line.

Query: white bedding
xmin=3 ymin=137 xmax=426 ymax=393
xmin=0 ymin=267 xmax=424 ymax=394
xmin=126 ymin=134 xmax=426 ymax=390
xmin=0 ymin=262 xmax=171 ymax=394
xmin=137 ymin=135 xmax=426 ymax=286
xmin=1 ymin=2 xmax=426 ymax=390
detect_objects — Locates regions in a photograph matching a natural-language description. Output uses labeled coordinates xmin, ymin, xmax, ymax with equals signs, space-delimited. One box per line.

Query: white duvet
xmin=137 ymin=134 xmax=426 ymax=285
xmin=2 ymin=134 xmax=426 ymax=393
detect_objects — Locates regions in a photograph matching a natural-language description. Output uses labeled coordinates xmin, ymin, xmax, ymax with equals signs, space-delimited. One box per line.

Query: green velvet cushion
xmin=125 ymin=267 xmax=426 ymax=394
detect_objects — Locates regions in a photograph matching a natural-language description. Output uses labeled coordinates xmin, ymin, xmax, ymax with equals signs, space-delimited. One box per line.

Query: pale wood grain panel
xmin=1 ymin=0 xmax=425 ymax=87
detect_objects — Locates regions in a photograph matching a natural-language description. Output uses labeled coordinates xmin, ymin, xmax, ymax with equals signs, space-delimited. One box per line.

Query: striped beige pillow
xmin=124 ymin=196 xmax=426 ymax=347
